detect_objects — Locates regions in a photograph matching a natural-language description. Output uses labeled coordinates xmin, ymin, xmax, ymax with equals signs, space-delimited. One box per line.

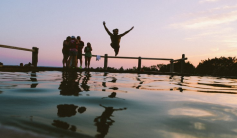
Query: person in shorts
xmin=62 ymin=36 xmax=71 ymax=67
xmin=103 ymin=21 xmax=134 ymax=56
xmin=68 ymin=36 xmax=78 ymax=68
xmin=76 ymin=36 xmax=84 ymax=68
xmin=84 ymin=42 xmax=92 ymax=69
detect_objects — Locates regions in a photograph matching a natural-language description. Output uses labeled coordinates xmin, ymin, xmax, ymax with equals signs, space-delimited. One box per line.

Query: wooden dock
xmin=0 ymin=44 xmax=188 ymax=74
xmin=0 ymin=65 xmax=190 ymax=76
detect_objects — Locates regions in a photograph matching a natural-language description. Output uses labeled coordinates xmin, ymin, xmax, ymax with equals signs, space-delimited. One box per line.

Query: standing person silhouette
xmin=103 ymin=21 xmax=134 ymax=56
xmin=84 ymin=42 xmax=92 ymax=69
xmin=62 ymin=36 xmax=71 ymax=67
xmin=76 ymin=36 xmax=84 ymax=68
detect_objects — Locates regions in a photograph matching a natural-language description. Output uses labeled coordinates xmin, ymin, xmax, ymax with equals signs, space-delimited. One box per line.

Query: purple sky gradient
xmin=1 ymin=0 xmax=237 ymax=68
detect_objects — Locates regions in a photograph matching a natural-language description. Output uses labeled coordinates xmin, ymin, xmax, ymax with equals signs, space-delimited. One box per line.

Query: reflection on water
xmin=57 ymin=104 xmax=79 ymax=117
xmin=52 ymin=120 xmax=77 ymax=132
xmin=58 ymin=71 xmax=82 ymax=96
xmin=0 ymin=71 xmax=237 ymax=138
xmin=81 ymin=71 xmax=91 ymax=91
xmin=30 ymin=71 xmax=38 ymax=88
xmin=57 ymin=104 xmax=87 ymax=117
xmin=94 ymin=104 xmax=127 ymax=138
xmin=169 ymin=108 xmax=214 ymax=117
xmin=102 ymin=92 xmax=125 ymax=100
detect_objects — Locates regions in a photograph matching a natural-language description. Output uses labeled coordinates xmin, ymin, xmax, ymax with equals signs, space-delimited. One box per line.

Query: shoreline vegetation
xmin=0 ymin=65 xmax=179 ymax=76
xmin=158 ymin=56 xmax=237 ymax=77
xmin=1 ymin=56 xmax=237 ymax=77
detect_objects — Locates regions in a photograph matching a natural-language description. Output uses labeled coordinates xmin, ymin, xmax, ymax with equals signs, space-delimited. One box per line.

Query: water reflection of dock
xmin=0 ymin=44 xmax=187 ymax=74
xmin=0 ymin=65 xmax=189 ymax=76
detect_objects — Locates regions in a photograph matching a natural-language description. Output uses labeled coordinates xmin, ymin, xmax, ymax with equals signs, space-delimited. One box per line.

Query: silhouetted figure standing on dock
xmin=68 ymin=36 xmax=78 ymax=68
xmin=62 ymin=36 xmax=71 ymax=67
xmin=76 ymin=36 xmax=84 ymax=68
xmin=103 ymin=21 xmax=134 ymax=56
xmin=84 ymin=42 xmax=92 ymax=69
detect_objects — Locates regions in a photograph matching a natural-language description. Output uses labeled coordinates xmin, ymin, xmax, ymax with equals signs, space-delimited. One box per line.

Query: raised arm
xmin=103 ymin=21 xmax=112 ymax=35
xmin=99 ymin=104 xmax=107 ymax=108
xmin=114 ymin=107 xmax=127 ymax=111
xmin=121 ymin=26 xmax=134 ymax=37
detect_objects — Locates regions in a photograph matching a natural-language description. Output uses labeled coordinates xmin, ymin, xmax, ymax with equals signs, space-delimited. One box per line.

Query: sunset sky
xmin=1 ymin=0 xmax=237 ymax=69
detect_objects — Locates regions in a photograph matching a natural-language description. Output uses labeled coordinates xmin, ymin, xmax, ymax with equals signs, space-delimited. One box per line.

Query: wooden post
xmin=104 ymin=54 xmax=108 ymax=70
xmin=138 ymin=57 xmax=141 ymax=71
xmin=32 ymin=47 xmax=38 ymax=67
xmin=170 ymin=59 xmax=174 ymax=72
xmin=181 ymin=54 xmax=185 ymax=74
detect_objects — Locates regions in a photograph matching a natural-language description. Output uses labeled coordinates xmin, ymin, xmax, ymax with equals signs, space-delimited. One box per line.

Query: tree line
xmin=156 ymin=56 xmax=237 ymax=76
xmin=93 ymin=56 xmax=237 ymax=76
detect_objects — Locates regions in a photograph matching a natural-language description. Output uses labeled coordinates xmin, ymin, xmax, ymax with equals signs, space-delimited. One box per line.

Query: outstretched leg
xmin=114 ymin=47 xmax=119 ymax=56
xmin=110 ymin=44 xmax=120 ymax=56
xmin=88 ymin=57 xmax=91 ymax=68
xmin=85 ymin=57 xmax=88 ymax=68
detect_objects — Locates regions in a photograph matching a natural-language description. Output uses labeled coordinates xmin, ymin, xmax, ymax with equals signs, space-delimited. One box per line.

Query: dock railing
xmin=89 ymin=54 xmax=187 ymax=73
xmin=0 ymin=44 xmax=38 ymax=67
xmin=0 ymin=44 xmax=187 ymax=73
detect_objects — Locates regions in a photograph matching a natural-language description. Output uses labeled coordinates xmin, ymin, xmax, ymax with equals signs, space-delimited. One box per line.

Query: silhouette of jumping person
xmin=94 ymin=104 xmax=127 ymax=138
xmin=103 ymin=21 xmax=134 ymax=56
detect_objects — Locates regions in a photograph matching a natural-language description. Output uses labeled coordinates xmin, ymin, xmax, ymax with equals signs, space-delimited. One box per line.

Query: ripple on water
xmin=169 ymin=108 xmax=214 ymax=117
xmin=1 ymin=71 xmax=237 ymax=138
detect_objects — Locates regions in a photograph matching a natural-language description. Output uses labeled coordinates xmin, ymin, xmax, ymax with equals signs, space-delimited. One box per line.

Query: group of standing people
xmin=62 ymin=36 xmax=92 ymax=69
xmin=62 ymin=21 xmax=134 ymax=69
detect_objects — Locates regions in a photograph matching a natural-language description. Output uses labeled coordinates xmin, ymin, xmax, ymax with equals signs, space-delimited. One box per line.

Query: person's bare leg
xmin=74 ymin=56 xmax=77 ymax=67
xmin=80 ymin=59 xmax=82 ymax=68
xmin=67 ymin=56 xmax=72 ymax=67
xmin=88 ymin=57 xmax=91 ymax=68
xmin=76 ymin=58 xmax=78 ymax=67
xmin=115 ymin=48 xmax=119 ymax=56
xmin=63 ymin=57 xmax=68 ymax=67
xmin=85 ymin=57 xmax=88 ymax=68
xmin=113 ymin=46 xmax=119 ymax=56
xmin=77 ymin=59 xmax=80 ymax=67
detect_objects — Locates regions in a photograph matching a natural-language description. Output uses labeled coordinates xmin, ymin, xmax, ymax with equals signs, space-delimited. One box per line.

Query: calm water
xmin=0 ymin=71 xmax=237 ymax=138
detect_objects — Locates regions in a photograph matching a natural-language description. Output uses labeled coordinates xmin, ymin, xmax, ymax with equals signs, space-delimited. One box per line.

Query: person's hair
xmin=77 ymin=36 xmax=81 ymax=39
xmin=66 ymin=36 xmax=71 ymax=40
xmin=113 ymin=29 xmax=119 ymax=32
xmin=87 ymin=42 xmax=91 ymax=47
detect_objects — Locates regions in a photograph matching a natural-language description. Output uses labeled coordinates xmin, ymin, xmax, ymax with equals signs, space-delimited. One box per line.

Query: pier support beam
xmin=170 ymin=59 xmax=174 ymax=72
xmin=181 ymin=54 xmax=185 ymax=74
xmin=32 ymin=47 xmax=38 ymax=67
xmin=138 ymin=57 xmax=141 ymax=71
xmin=104 ymin=54 xmax=108 ymax=70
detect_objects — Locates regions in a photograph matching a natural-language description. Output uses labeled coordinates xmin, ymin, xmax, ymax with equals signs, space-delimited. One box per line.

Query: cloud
xmin=170 ymin=4 xmax=237 ymax=29
xmin=182 ymin=5 xmax=237 ymax=18
xmin=221 ymin=35 xmax=237 ymax=47
xmin=212 ymin=5 xmax=237 ymax=11
xmin=210 ymin=47 xmax=219 ymax=52
xmin=199 ymin=0 xmax=219 ymax=3
xmin=170 ymin=10 xmax=237 ymax=29
xmin=184 ymin=27 xmax=234 ymax=40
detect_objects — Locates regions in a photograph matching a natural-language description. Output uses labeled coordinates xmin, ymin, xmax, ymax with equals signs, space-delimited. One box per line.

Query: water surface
xmin=0 ymin=71 xmax=237 ymax=138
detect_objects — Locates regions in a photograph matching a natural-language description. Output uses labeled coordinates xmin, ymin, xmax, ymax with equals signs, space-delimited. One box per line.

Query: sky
xmin=0 ymin=0 xmax=237 ymax=69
